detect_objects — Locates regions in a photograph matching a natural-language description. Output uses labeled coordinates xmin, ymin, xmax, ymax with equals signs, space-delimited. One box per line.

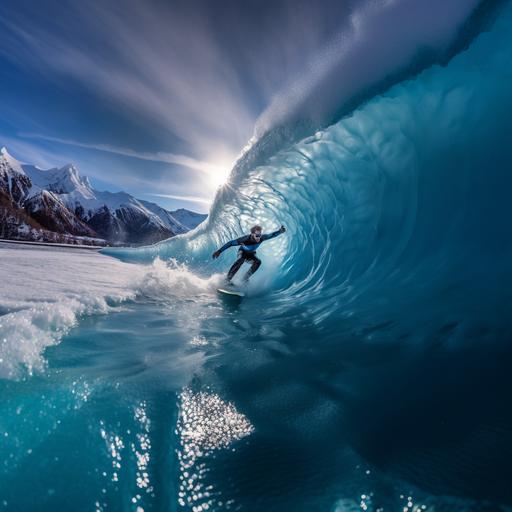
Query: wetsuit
xmin=218 ymin=229 xmax=283 ymax=282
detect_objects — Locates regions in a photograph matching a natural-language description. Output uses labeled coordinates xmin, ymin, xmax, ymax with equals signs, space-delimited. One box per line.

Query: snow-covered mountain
xmin=0 ymin=147 xmax=207 ymax=245
xmin=167 ymin=208 xmax=208 ymax=231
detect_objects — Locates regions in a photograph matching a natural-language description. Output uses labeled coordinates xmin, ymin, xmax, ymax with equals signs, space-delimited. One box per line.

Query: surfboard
xmin=217 ymin=287 xmax=245 ymax=297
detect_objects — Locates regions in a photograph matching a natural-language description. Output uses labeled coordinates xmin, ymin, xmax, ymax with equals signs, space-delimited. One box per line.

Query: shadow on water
xmin=216 ymin=291 xmax=244 ymax=312
xmin=185 ymin=316 xmax=512 ymax=511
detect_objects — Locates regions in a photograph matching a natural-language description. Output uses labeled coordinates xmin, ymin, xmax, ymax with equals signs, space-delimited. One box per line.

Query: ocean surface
xmin=3 ymin=1 xmax=512 ymax=510
xmin=1 ymin=238 xmax=511 ymax=512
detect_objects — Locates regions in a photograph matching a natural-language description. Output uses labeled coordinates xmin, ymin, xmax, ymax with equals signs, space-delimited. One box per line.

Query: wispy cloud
xmin=148 ymin=193 xmax=211 ymax=205
xmin=21 ymin=132 xmax=223 ymax=174
xmin=0 ymin=0 xmax=362 ymax=159
xmin=0 ymin=1 xmax=258 ymax=161
xmin=0 ymin=135 xmax=72 ymax=169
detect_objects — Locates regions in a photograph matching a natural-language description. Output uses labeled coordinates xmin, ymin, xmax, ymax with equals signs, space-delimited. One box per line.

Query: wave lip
xmin=255 ymin=0 xmax=482 ymax=137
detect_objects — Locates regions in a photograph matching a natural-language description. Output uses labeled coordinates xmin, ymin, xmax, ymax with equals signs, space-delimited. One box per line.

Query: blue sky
xmin=0 ymin=0 xmax=357 ymax=213
xmin=0 ymin=0 xmax=480 ymax=213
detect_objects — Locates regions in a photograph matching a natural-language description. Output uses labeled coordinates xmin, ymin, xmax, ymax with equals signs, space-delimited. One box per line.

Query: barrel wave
xmin=107 ymin=2 xmax=512 ymax=341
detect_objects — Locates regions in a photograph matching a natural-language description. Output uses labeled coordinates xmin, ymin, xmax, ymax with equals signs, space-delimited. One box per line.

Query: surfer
xmin=212 ymin=224 xmax=286 ymax=284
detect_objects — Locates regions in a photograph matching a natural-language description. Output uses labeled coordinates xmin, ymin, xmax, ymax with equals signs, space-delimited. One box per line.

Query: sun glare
xmin=209 ymin=166 xmax=231 ymax=188
xmin=206 ymin=155 xmax=235 ymax=189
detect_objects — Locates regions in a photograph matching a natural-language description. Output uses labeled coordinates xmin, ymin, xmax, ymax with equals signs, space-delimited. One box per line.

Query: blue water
xmin=3 ymin=2 xmax=512 ymax=511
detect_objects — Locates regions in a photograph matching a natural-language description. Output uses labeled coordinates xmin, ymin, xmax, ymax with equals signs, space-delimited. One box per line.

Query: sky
xmin=0 ymin=0 xmax=480 ymax=213
xmin=0 ymin=0 xmax=361 ymax=213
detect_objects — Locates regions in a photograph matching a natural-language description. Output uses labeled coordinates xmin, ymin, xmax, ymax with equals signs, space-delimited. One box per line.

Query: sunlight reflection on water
xmin=177 ymin=388 xmax=254 ymax=510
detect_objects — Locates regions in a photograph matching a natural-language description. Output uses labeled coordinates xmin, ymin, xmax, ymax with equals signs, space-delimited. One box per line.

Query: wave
xmin=105 ymin=1 xmax=512 ymax=343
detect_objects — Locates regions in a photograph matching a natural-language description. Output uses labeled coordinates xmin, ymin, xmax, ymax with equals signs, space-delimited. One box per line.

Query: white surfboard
xmin=217 ymin=287 xmax=245 ymax=297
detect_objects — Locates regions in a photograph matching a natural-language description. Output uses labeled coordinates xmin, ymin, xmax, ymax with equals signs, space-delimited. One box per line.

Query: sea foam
xmin=0 ymin=245 xmax=141 ymax=379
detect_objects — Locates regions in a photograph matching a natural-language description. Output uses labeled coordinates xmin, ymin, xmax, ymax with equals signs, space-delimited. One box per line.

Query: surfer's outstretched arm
xmin=261 ymin=225 xmax=286 ymax=241
xmin=212 ymin=235 xmax=250 ymax=259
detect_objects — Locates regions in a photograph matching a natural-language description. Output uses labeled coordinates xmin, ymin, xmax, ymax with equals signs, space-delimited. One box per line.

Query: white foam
xmin=134 ymin=258 xmax=219 ymax=300
xmin=0 ymin=244 xmax=142 ymax=379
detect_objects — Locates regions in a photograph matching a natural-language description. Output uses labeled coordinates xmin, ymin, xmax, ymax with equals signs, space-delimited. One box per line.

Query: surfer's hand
xmin=280 ymin=225 xmax=286 ymax=233
xmin=212 ymin=250 xmax=221 ymax=259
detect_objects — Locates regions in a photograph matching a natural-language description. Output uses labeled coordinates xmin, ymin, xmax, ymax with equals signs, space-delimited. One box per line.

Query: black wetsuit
xmin=218 ymin=229 xmax=283 ymax=282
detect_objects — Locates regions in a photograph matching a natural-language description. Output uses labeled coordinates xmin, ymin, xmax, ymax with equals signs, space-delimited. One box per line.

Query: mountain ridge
xmin=0 ymin=146 xmax=207 ymax=245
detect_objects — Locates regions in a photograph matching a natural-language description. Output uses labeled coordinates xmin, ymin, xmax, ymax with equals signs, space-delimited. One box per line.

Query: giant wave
xmin=105 ymin=1 xmax=512 ymax=345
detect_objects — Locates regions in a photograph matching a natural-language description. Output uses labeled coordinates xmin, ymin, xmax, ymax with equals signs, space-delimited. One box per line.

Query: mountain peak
xmin=0 ymin=146 xmax=26 ymax=175
xmin=1 ymin=146 xmax=15 ymax=160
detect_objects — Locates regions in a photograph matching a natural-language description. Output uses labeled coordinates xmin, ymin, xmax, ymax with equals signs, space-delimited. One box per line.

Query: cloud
xmin=20 ymin=132 xmax=224 ymax=175
xmin=148 ymin=193 xmax=211 ymax=205
xmin=0 ymin=1 xmax=257 ymax=160
xmin=1 ymin=132 xmax=214 ymax=206
xmin=0 ymin=0 xmax=362 ymax=160
xmin=0 ymin=135 xmax=72 ymax=169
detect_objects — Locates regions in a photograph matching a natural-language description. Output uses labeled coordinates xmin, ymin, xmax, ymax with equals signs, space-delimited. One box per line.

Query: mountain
xmin=166 ymin=208 xmax=207 ymax=231
xmin=0 ymin=147 xmax=207 ymax=245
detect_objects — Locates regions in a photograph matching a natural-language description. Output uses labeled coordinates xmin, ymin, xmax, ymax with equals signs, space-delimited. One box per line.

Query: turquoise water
xmin=2 ymin=275 xmax=511 ymax=511
xmin=3 ymin=2 xmax=512 ymax=510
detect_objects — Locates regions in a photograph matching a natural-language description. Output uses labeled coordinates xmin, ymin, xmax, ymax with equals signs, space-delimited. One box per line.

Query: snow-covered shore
xmin=0 ymin=238 xmax=103 ymax=250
